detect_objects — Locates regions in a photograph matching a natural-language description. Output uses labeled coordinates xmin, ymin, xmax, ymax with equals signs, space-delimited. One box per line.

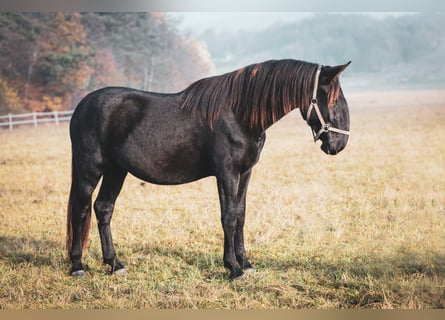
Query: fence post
xmin=8 ymin=113 xmax=13 ymax=130
xmin=54 ymin=110 xmax=59 ymax=125
xmin=33 ymin=111 xmax=37 ymax=127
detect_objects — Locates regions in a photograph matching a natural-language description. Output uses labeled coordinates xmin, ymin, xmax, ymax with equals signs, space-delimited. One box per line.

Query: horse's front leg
xmin=217 ymin=171 xmax=250 ymax=280
xmin=234 ymin=169 xmax=254 ymax=273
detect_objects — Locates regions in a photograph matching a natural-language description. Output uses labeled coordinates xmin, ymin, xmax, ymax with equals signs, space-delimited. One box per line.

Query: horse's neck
xmin=259 ymin=104 xmax=300 ymax=131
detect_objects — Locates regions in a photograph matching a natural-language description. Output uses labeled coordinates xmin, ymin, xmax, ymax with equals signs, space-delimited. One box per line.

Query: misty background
xmin=0 ymin=12 xmax=444 ymax=114
xmin=169 ymin=12 xmax=445 ymax=90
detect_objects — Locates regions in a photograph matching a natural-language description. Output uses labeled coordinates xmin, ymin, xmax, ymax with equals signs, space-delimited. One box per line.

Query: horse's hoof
xmin=71 ymin=270 xmax=86 ymax=278
xmin=244 ymin=268 xmax=255 ymax=274
xmin=230 ymin=274 xmax=243 ymax=281
xmin=113 ymin=267 xmax=127 ymax=275
xmin=229 ymin=269 xmax=244 ymax=281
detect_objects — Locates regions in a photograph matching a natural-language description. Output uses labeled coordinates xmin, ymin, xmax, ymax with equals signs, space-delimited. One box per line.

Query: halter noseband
xmin=306 ymin=65 xmax=350 ymax=142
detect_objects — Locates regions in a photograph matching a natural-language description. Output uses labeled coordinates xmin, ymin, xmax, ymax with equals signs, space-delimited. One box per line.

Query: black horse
xmin=67 ymin=59 xmax=351 ymax=280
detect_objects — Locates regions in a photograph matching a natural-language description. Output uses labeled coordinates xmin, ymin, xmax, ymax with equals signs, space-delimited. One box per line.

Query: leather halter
xmin=306 ymin=65 xmax=350 ymax=142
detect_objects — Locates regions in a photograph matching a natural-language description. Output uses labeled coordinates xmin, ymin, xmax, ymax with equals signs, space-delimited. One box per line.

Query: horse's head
xmin=305 ymin=62 xmax=351 ymax=155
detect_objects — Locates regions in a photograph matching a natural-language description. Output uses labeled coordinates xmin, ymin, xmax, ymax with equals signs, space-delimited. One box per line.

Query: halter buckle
xmin=321 ymin=123 xmax=330 ymax=132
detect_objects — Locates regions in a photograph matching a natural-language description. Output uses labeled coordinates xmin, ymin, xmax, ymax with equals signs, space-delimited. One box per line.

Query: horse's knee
xmin=94 ymin=201 xmax=114 ymax=223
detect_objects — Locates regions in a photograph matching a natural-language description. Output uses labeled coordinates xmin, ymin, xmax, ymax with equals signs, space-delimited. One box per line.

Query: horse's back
xmin=70 ymin=87 xmax=213 ymax=184
xmin=71 ymin=87 xmax=178 ymax=145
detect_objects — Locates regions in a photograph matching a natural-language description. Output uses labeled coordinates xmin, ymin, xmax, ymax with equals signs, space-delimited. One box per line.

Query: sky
xmin=167 ymin=12 xmax=412 ymax=35
xmin=167 ymin=12 xmax=313 ymax=34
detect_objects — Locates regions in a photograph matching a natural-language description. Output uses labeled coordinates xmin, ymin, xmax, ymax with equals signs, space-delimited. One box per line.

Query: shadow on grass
xmin=128 ymin=241 xmax=445 ymax=284
xmin=254 ymin=250 xmax=445 ymax=279
xmin=251 ymin=249 xmax=445 ymax=308
xmin=0 ymin=235 xmax=63 ymax=268
xmin=128 ymin=242 xmax=226 ymax=279
xmin=2 ymin=234 xmax=444 ymax=287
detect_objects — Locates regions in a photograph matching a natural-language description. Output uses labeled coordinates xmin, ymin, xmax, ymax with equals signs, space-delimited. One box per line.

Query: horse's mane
xmin=180 ymin=59 xmax=340 ymax=130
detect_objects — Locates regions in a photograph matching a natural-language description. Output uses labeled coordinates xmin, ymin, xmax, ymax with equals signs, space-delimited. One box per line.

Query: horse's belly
xmin=115 ymin=142 xmax=211 ymax=185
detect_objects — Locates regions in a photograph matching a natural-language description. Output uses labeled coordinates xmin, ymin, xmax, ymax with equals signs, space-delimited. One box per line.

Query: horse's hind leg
xmin=94 ymin=164 xmax=127 ymax=274
xmin=69 ymin=165 xmax=102 ymax=277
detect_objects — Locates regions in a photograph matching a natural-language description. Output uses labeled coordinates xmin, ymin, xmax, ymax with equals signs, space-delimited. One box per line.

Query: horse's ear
xmin=320 ymin=61 xmax=351 ymax=85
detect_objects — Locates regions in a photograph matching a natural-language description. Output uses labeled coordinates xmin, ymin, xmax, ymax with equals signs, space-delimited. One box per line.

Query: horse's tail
xmin=66 ymin=156 xmax=92 ymax=256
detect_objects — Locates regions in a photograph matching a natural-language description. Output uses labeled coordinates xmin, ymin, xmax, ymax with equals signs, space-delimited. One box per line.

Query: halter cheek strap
xmin=306 ymin=65 xmax=350 ymax=142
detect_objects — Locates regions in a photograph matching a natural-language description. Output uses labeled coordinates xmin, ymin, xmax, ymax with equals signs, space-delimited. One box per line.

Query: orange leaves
xmin=0 ymin=13 xmax=215 ymax=113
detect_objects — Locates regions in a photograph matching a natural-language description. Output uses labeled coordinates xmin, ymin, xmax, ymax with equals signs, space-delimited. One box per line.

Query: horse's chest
xmin=224 ymin=135 xmax=265 ymax=172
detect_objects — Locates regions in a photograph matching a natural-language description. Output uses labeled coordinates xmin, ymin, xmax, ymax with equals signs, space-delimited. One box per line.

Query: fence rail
xmin=0 ymin=110 xmax=73 ymax=130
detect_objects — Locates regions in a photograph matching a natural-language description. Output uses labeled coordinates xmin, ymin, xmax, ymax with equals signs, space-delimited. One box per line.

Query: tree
xmin=0 ymin=12 xmax=214 ymax=113
xmin=0 ymin=13 xmax=94 ymax=111
xmin=30 ymin=13 xmax=93 ymax=110
xmin=80 ymin=12 xmax=214 ymax=93
xmin=0 ymin=78 xmax=22 ymax=114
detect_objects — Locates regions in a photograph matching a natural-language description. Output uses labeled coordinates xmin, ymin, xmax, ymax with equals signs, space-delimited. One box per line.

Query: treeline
xmin=0 ymin=12 xmax=214 ymax=113
xmin=201 ymin=13 xmax=445 ymax=85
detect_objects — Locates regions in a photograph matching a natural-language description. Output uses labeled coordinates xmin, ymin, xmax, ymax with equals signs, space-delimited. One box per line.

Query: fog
xmin=169 ymin=12 xmax=445 ymax=90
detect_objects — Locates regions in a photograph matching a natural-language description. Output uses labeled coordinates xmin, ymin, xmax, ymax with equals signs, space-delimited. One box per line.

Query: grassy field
xmin=0 ymin=89 xmax=444 ymax=309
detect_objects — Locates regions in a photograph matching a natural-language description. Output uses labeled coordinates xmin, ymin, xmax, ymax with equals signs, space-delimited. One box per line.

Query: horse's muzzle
xmin=321 ymin=136 xmax=347 ymax=155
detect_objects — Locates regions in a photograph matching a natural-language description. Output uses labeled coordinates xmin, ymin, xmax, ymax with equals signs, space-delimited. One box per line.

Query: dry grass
xmin=0 ymin=89 xmax=444 ymax=309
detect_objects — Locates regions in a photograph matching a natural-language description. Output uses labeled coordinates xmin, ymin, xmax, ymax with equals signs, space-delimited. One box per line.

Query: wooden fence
xmin=0 ymin=110 xmax=74 ymax=130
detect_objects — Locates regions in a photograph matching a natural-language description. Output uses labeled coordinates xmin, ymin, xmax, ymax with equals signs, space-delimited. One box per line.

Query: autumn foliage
xmin=0 ymin=12 xmax=214 ymax=113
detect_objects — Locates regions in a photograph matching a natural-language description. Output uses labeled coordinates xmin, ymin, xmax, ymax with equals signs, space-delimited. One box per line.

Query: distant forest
xmin=1 ymin=13 xmax=444 ymax=114
xmin=201 ymin=13 xmax=445 ymax=87
xmin=0 ymin=12 xmax=214 ymax=113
